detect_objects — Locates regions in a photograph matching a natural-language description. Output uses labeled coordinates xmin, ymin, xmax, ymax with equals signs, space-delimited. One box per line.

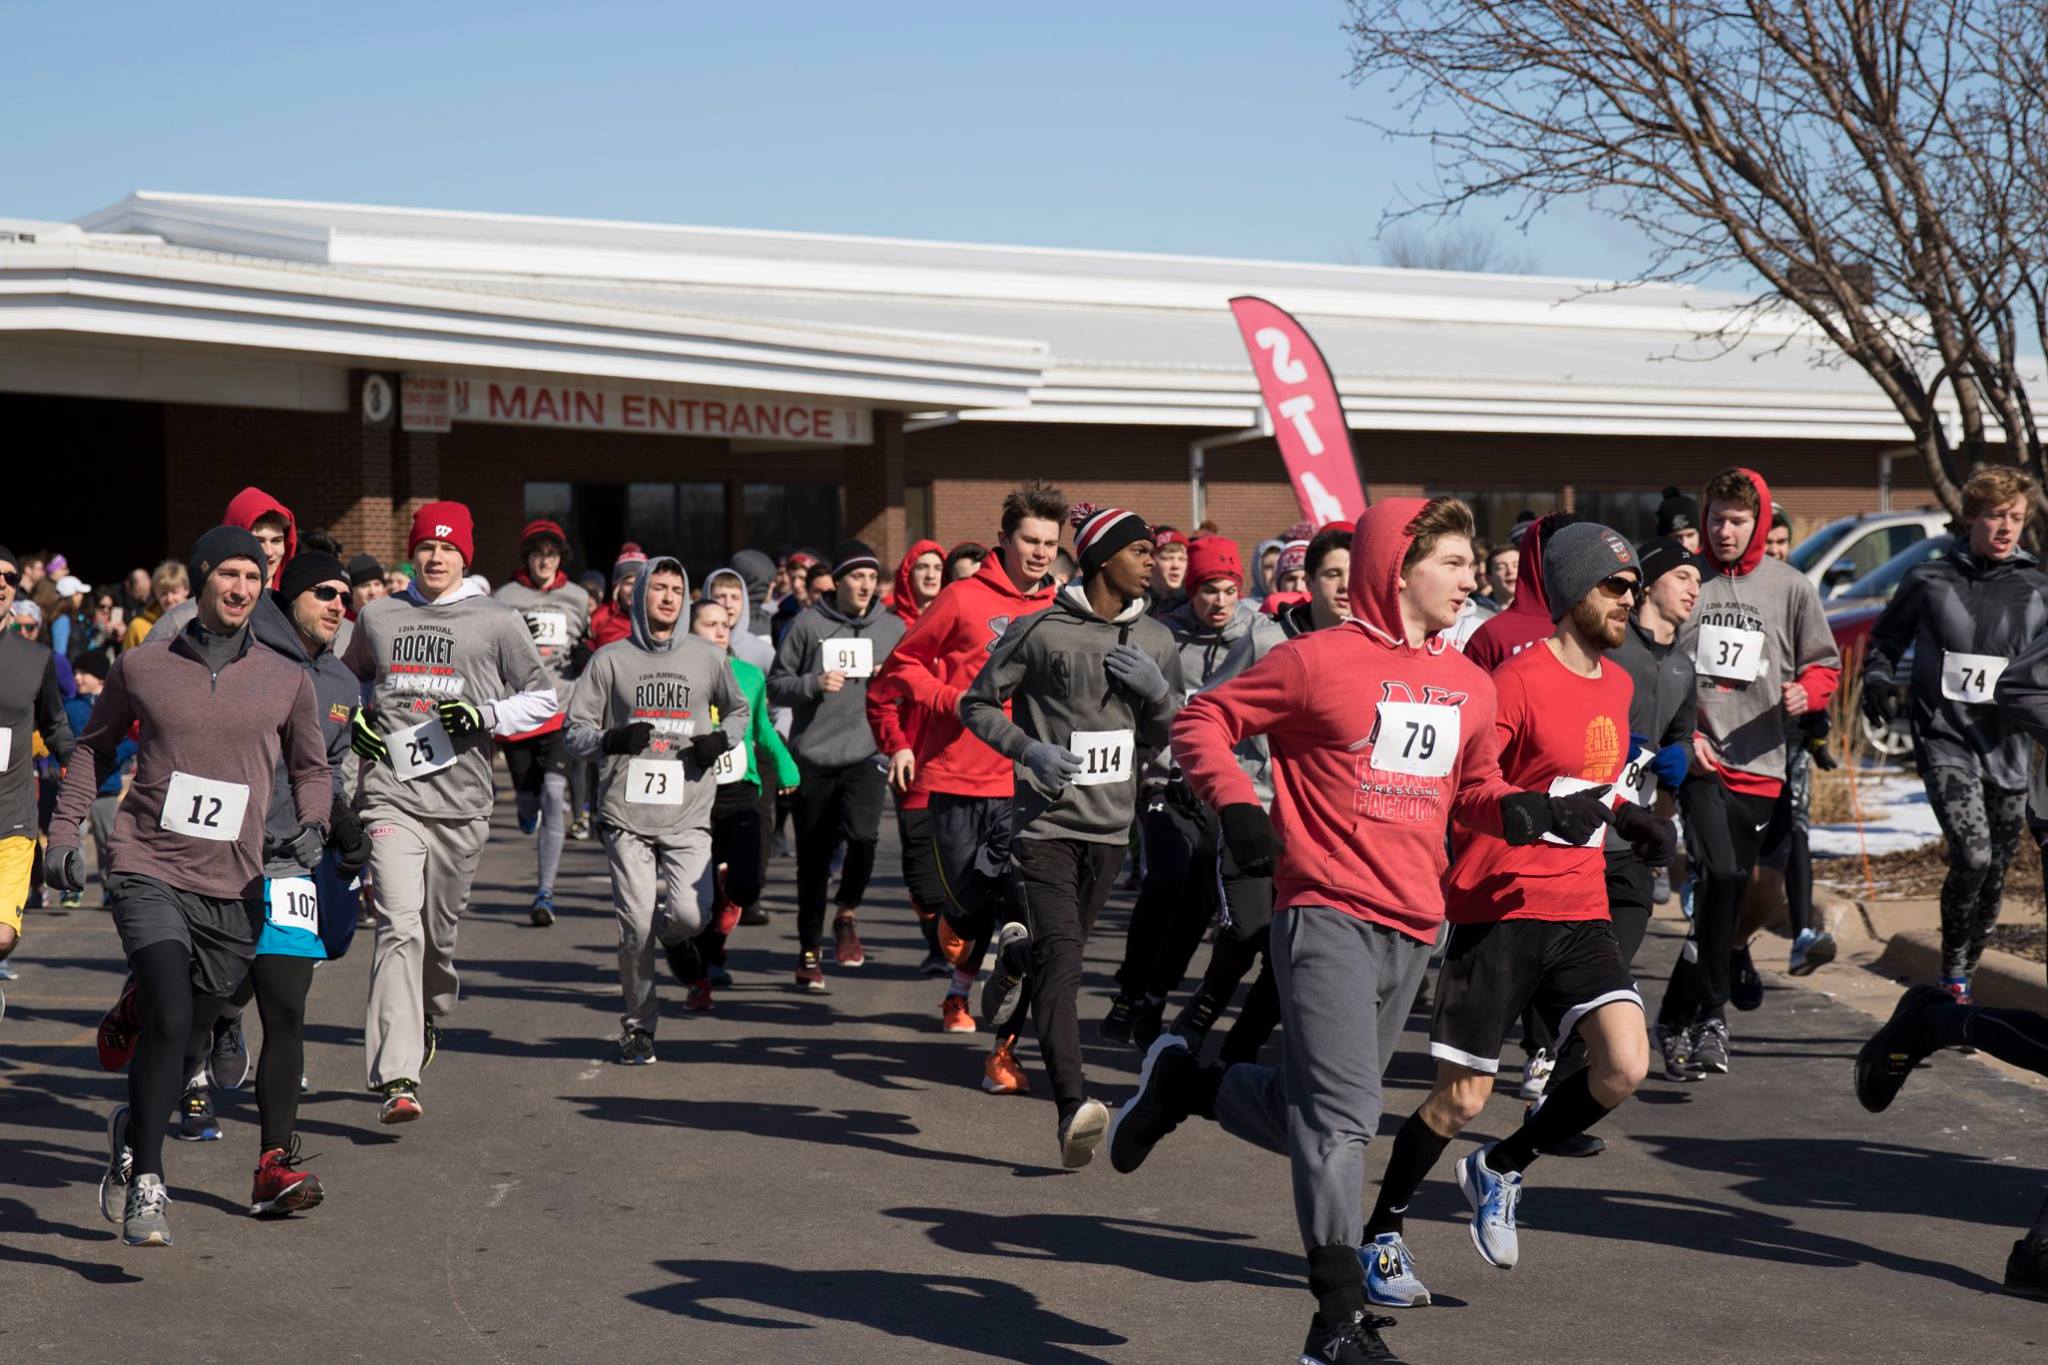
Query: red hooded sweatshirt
xmin=221 ymin=485 xmax=298 ymax=590
xmin=866 ymin=548 xmax=1056 ymax=800
xmin=867 ymin=540 xmax=947 ymax=808
xmin=1463 ymin=513 xmax=1558 ymax=671
xmin=1172 ymin=498 xmax=1522 ymax=944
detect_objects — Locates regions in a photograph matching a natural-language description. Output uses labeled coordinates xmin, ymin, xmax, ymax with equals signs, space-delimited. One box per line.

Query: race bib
xmin=1941 ymin=651 xmax=2007 ymax=705
xmin=711 ymin=744 xmax=746 ymax=786
xmin=387 ymin=716 xmax=459 ymax=782
xmin=0 ymin=727 xmax=10 ymax=771
xmin=1617 ymin=745 xmax=1657 ymax=808
xmin=1696 ymin=623 xmax=1766 ymax=683
xmin=822 ymin=636 xmax=874 ymax=678
xmin=1369 ymin=702 xmax=1459 ymax=778
xmin=159 ymin=771 xmax=250 ymax=842
xmin=265 ymin=876 xmax=320 ymax=935
xmin=1541 ymin=775 xmax=1617 ymax=848
xmin=527 ymin=610 xmax=568 ymax=649
xmin=626 ymin=756 xmax=687 ymax=804
xmin=1070 ymin=728 xmax=1135 ymax=787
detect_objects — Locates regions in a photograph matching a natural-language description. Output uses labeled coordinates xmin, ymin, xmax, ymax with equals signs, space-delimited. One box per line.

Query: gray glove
xmin=1021 ymin=740 xmax=1085 ymax=794
xmin=1105 ymin=644 xmax=1168 ymax=704
xmin=270 ymin=820 xmax=326 ymax=870
xmin=44 ymin=844 xmax=86 ymax=893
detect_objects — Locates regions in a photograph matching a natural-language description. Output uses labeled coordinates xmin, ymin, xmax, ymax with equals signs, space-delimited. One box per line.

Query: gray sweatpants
xmin=1214 ymin=905 xmax=1431 ymax=1255
xmin=362 ymin=805 xmax=489 ymax=1089
xmin=607 ymin=826 xmax=716 ymax=1035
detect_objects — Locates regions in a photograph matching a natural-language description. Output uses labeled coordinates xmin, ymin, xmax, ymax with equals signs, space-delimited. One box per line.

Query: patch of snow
xmin=1809 ymin=776 xmax=1942 ymax=858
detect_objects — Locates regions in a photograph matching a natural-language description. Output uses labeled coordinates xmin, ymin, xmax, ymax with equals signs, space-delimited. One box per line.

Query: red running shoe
xmin=715 ymin=900 xmax=744 ymax=937
xmin=684 ymin=978 xmax=715 ymax=1013
xmin=941 ymin=994 xmax=976 ymax=1034
xmin=98 ymin=976 xmax=141 ymax=1073
xmin=833 ymin=912 xmax=865 ymax=968
xmin=248 ymin=1137 xmax=324 ymax=1218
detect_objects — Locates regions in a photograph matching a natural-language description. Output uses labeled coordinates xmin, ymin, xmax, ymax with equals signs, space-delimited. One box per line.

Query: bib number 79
xmin=1398 ymin=719 xmax=1437 ymax=764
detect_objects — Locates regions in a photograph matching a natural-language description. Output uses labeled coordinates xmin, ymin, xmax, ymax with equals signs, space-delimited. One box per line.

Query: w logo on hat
xmin=435 ymin=524 xmax=453 ymax=537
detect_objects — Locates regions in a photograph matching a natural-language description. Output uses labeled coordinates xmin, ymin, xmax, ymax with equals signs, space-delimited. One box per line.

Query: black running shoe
xmin=1172 ymin=989 xmax=1222 ymax=1055
xmin=1730 ymin=942 xmax=1764 ymax=1011
xmin=1300 ymin=1309 xmax=1405 ymax=1363
xmin=665 ymin=937 xmax=705 ymax=987
xmin=423 ymin=1019 xmax=441 ymax=1070
xmin=1854 ymin=984 xmax=1950 ymax=1113
xmin=2006 ymin=1235 xmax=2048 ymax=1300
xmin=1100 ymin=995 xmax=1136 ymax=1044
xmin=979 ymin=923 xmax=1031 ymax=1032
xmin=1690 ymin=1020 xmax=1730 ymax=1075
xmin=1109 ymin=1035 xmax=1195 ymax=1174
xmin=172 ymin=1086 xmax=220 ymax=1142
xmin=1130 ymin=995 xmax=1166 ymax=1049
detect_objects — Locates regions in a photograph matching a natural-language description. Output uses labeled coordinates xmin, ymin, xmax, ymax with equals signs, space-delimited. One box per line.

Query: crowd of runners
xmin=4 ymin=464 xmax=2048 ymax=1363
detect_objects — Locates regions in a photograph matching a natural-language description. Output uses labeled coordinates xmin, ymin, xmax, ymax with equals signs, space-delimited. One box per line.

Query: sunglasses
xmin=1596 ymin=575 xmax=1642 ymax=602
xmin=0 ymin=571 xmax=19 ymax=588
xmin=309 ymin=585 xmax=345 ymax=602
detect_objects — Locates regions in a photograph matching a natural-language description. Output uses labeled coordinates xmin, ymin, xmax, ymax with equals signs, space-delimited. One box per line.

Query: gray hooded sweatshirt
xmin=767 ymin=590 xmax=907 ymax=770
xmin=252 ymin=592 xmax=355 ymax=877
xmin=566 ymin=557 xmax=749 ymax=839
xmin=961 ymin=581 xmax=1183 ymax=844
xmin=730 ymin=549 xmax=779 ymax=640
xmin=1149 ymin=598 xmax=1285 ymax=803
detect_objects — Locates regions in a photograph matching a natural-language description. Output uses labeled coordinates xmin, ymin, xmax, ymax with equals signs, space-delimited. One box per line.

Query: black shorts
xmin=502 ymin=728 xmax=569 ymax=792
xmin=108 ymin=871 xmax=263 ymax=1000
xmin=897 ymin=802 xmax=948 ymax=912
xmin=929 ymin=792 xmax=1015 ymax=930
xmin=1429 ymin=918 xmax=1641 ymax=1075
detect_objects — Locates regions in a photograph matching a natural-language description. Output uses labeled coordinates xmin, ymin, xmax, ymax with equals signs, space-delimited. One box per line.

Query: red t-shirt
xmin=1444 ymin=642 xmax=1633 ymax=924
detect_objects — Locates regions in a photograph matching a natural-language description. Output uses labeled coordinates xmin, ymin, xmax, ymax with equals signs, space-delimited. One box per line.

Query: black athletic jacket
xmin=1873 ymin=547 xmax=2048 ymax=790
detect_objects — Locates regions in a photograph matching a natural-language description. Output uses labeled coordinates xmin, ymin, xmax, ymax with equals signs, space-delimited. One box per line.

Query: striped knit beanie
xmin=1069 ymin=503 xmax=1153 ymax=577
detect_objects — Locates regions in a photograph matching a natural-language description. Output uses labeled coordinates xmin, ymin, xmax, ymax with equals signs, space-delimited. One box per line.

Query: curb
xmin=1873 ymin=929 xmax=2048 ymax=1015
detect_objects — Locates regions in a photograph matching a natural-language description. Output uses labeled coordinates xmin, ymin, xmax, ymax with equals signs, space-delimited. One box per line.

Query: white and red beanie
xmin=1069 ymin=504 xmax=1153 ymax=577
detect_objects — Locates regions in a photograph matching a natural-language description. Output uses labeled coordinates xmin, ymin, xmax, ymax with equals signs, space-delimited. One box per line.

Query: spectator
xmin=85 ymin=591 xmax=124 ymax=655
xmin=122 ymin=560 xmax=190 ymax=652
xmin=66 ymin=650 xmax=136 ymax=898
xmin=945 ymin=541 xmax=988 ymax=582
xmin=346 ymin=554 xmax=386 ymax=617
xmin=47 ymin=574 xmax=92 ymax=659
xmin=119 ymin=566 xmax=152 ymax=620
xmin=383 ymin=562 xmax=414 ymax=595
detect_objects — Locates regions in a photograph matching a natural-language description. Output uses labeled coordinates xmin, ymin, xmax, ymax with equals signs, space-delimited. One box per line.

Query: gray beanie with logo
xmin=1542 ymin=522 xmax=1640 ymax=621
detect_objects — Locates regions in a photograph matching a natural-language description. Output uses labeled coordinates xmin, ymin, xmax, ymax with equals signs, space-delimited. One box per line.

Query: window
xmin=1833 ymin=522 xmax=1928 ymax=583
xmin=1572 ymin=490 xmax=1663 ymax=546
xmin=743 ymin=482 xmax=840 ymax=558
xmin=1425 ymin=489 xmax=1561 ymax=546
xmin=906 ymin=482 xmax=933 ymax=544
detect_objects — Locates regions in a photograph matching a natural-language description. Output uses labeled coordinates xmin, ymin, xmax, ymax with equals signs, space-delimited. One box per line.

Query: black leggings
xmin=793 ymin=760 xmax=886 ymax=952
xmin=1917 ymin=1000 xmax=2048 ymax=1076
xmin=1660 ymin=780 xmax=1775 ymax=1029
xmin=698 ymin=803 xmax=765 ymax=968
xmin=252 ymin=956 xmax=317 ymax=1152
xmin=130 ymin=941 xmax=228 ymax=1179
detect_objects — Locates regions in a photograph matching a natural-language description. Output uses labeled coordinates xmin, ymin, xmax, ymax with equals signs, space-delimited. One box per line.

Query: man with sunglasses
xmin=0 ymin=546 xmax=77 ymax=1004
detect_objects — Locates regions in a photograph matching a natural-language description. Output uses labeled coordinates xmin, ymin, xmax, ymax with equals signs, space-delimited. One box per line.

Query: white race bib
xmin=626 ymin=757 xmax=687 ymax=804
xmin=1941 ymin=651 xmax=2007 ymax=705
xmin=1369 ymin=702 xmax=1459 ymax=778
xmin=159 ymin=771 xmax=250 ymax=842
xmin=822 ymin=636 xmax=874 ymax=678
xmin=1617 ymin=745 xmax=1657 ymax=808
xmin=711 ymin=744 xmax=746 ymax=786
xmin=527 ymin=610 xmax=568 ymax=649
xmin=387 ymin=716 xmax=458 ymax=782
xmin=265 ymin=876 xmax=320 ymax=935
xmin=1541 ymin=775 xmax=1617 ymax=848
xmin=0 ymin=727 xmax=11 ymax=772
xmin=1696 ymin=622 xmax=1766 ymax=683
xmin=1069 ymin=728 xmax=1135 ymax=787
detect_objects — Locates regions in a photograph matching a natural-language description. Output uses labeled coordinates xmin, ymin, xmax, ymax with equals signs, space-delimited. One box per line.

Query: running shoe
xmin=518 ymin=810 xmax=538 ymax=836
xmin=97 ymin=975 xmax=141 ymax=1072
xmin=941 ymin=993 xmax=976 ymax=1034
xmin=1300 ymin=1309 xmax=1405 ymax=1363
xmin=715 ymin=900 xmax=744 ymax=936
xmin=1172 ymin=989 xmax=1222 ymax=1055
xmin=706 ymin=962 xmax=733 ymax=988
xmin=2007 ymin=1235 xmax=2048 ymax=1300
xmin=616 ymin=1029 xmax=656 ymax=1065
xmin=1109 ymin=1035 xmax=1194 ymax=1175
xmin=1362 ymin=1231 xmax=1431 ymax=1308
xmin=1099 ymin=994 xmax=1136 ymax=1044
xmin=981 ymin=1036 xmax=1029 ymax=1095
xmin=832 ymin=911 xmax=866 ymax=968
xmin=1130 ymin=995 xmax=1166 ymax=1049
xmin=530 ymin=891 xmax=556 ymax=927
xmin=795 ymin=949 xmax=827 ymax=993
xmin=1455 ymin=1144 xmax=1522 ymax=1269
xmin=423 ymin=1019 xmax=441 ymax=1069
xmin=1517 ymin=1048 xmax=1554 ymax=1102
xmin=1057 ymin=1098 xmax=1110 ymax=1170
xmin=300 ymin=1073 xmax=310 ymax=1094
xmin=1788 ymin=927 xmax=1836 ymax=976
xmin=1853 ymin=984 xmax=1950 ymax=1113
xmin=1655 ymin=1023 xmax=1702 ymax=1083
xmin=739 ymin=902 xmax=770 ymax=927
xmin=61 ymin=890 xmax=83 ymax=909
xmin=1679 ymin=878 xmax=1695 ymax=921
xmin=379 ymin=1080 xmax=423 ymax=1125
xmin=665 ymin=937 xmax=704 ymax=988
xmin=249 ymin=1135 xmax=324 ymax=1217
xmin=122 ymin=1173 xmax=173 ymax=1248
xmin=1690 ymin=1019 xmax=1731 ymax=1075
xmin=1541 ymin=1132 xmax=1606 ymax=1158
xmin=209 ymin=1014 xmax=250 ymax=1091
xmin=1941 ymin=975 xmax=1973 ymax=1005
xmin=100 ymin=1103 xmax=133 ymax=1223
xmin=1651 ymin=866 xmax=1672 ymax=906
xmin=684 ymin=979 xmax=715 ymax=1013
xmin=570 ymin=814 xmax=592 ymax=842
xmin=173 ymin=1087 xmax=220 ymax=1142
xmin=1730 ymin=942 xmax=1764 ymax=1011
xmin=919 ymin=949 xmax=952 ymax=978
xmin=0 ymin=961 xmax=14 ymax=981
xmin=979 ymin=923 xmax=1030 ymax=1032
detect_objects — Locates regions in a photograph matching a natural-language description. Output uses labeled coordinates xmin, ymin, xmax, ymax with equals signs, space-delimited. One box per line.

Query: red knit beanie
xmin=409 ymin=501 xmax=475 ymax=565
xmin=1186 ymin=535 xmax=1244 ymax=589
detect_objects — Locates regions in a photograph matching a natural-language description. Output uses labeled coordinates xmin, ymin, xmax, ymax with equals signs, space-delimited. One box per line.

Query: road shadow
xmin=885 ymin=1205 xmax=1299 ymax=1289
xmin=1633 ymin=1132 xmax=2048 ymax=1222
xmin=629 ymin=1257 xmax=1124 ymax=1362
xmin=0 ymin=1196 xmax=139 ymax=1284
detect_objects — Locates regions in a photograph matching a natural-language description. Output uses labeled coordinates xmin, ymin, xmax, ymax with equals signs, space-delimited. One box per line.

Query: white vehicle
xmin=1790 ymin=509 xmax=1953 ymax=599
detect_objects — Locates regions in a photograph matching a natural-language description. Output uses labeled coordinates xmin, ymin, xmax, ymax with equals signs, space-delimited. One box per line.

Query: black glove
xmin=44 ymin=844 xmax=85 ymax=893
xmin=268 ymin=820 xmax=326 ymax=869
xmin=437 ymin=697 xmax=486 ymax=736
xmin=688 ymin=730 xmax=733 ymax=766
xmin=1861 ymin=676 xmax=1899 ymax=728
xmin=349 ymin=707 xmax=389 ymax=763
xmin=568 ymin=640 xmax=593 ymax=675
xmin=1612 ymin=802 xmax=1677 ymax=867
xmin=1501 ymin=785 xmax=1613 ymax=846
xmin=330 ymin=798 xmax=371 ymax=875
xmin=1219 ymin=803 xmax=1280 ymax=877
xmin=602 ymin=721 xmax=655 ymax=756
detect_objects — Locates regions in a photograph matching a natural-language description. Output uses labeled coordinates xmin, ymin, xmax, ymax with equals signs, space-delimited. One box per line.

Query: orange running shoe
xmin=981 ymin=1036 xmax=1029 ymax=1095
xmin=942 ymin=994 xmax=976 ymax=1034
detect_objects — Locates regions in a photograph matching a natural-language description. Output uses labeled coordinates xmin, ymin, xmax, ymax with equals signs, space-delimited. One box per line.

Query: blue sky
xmin=2 ymin=1 xmax=1659 ymax=277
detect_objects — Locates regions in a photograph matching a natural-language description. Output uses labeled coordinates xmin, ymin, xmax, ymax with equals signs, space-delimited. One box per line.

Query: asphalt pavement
xmin=3 ymin=798 xmax=2046 ymax=1364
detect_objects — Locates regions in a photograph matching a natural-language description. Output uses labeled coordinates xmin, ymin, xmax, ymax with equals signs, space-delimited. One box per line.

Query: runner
xmin=345 ymin=502 xmax=557 ymax=1121
xmin=347 ymin=554 xmax=386 ymax=616
xmin=704 ymin=558 xmax=786 ymax=930
xmin=566 ymin=556 xmax=746 ymax=1061
xmin=1475 ymin=537 xmax=1518 ymax=613
xmin=1 ymin=542 xmax=76 ymax=1012
xmin=943 ymin=542 xmax=987 ymax=583
xmin=146 ymin=486 xmax=297 ymax=642
xmin=1149 ymin=527 xmax=1190 ymax=617
xmin=867 ymin=482 xmax=1064 ymax=1039
xmin=1277 ymin=526 xmax=1352 ymax=639
xmin=961 ymin=504 xmax=1182 ymax=1167
xmin=1356 ymin=525 xmax=1669 ymax=1302
xmin=1864 ymin=467 xmax=2048 ymax=1002
xmin=46 ymin=526 xmax=330 ymax=1247
xmin=1657 ymin=486 xmax=1703 ymax=555
xmin=868 ymin=540 xmax=952 ymax=975
xmin=1107 ymin=497 xmax=1613 ymax=1364
xmin=1464 ymin=513 xmax=1578 ymax=669
xmin=493 ymin=519 xmax=594 ymax=927
xmin=1656 ymin=468 xmax=1840 ymax=1075
xmin=686 ymin=598 xmax=797 ymax=1007
xmin=768 ymin=540 xmax=905 ymax=989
